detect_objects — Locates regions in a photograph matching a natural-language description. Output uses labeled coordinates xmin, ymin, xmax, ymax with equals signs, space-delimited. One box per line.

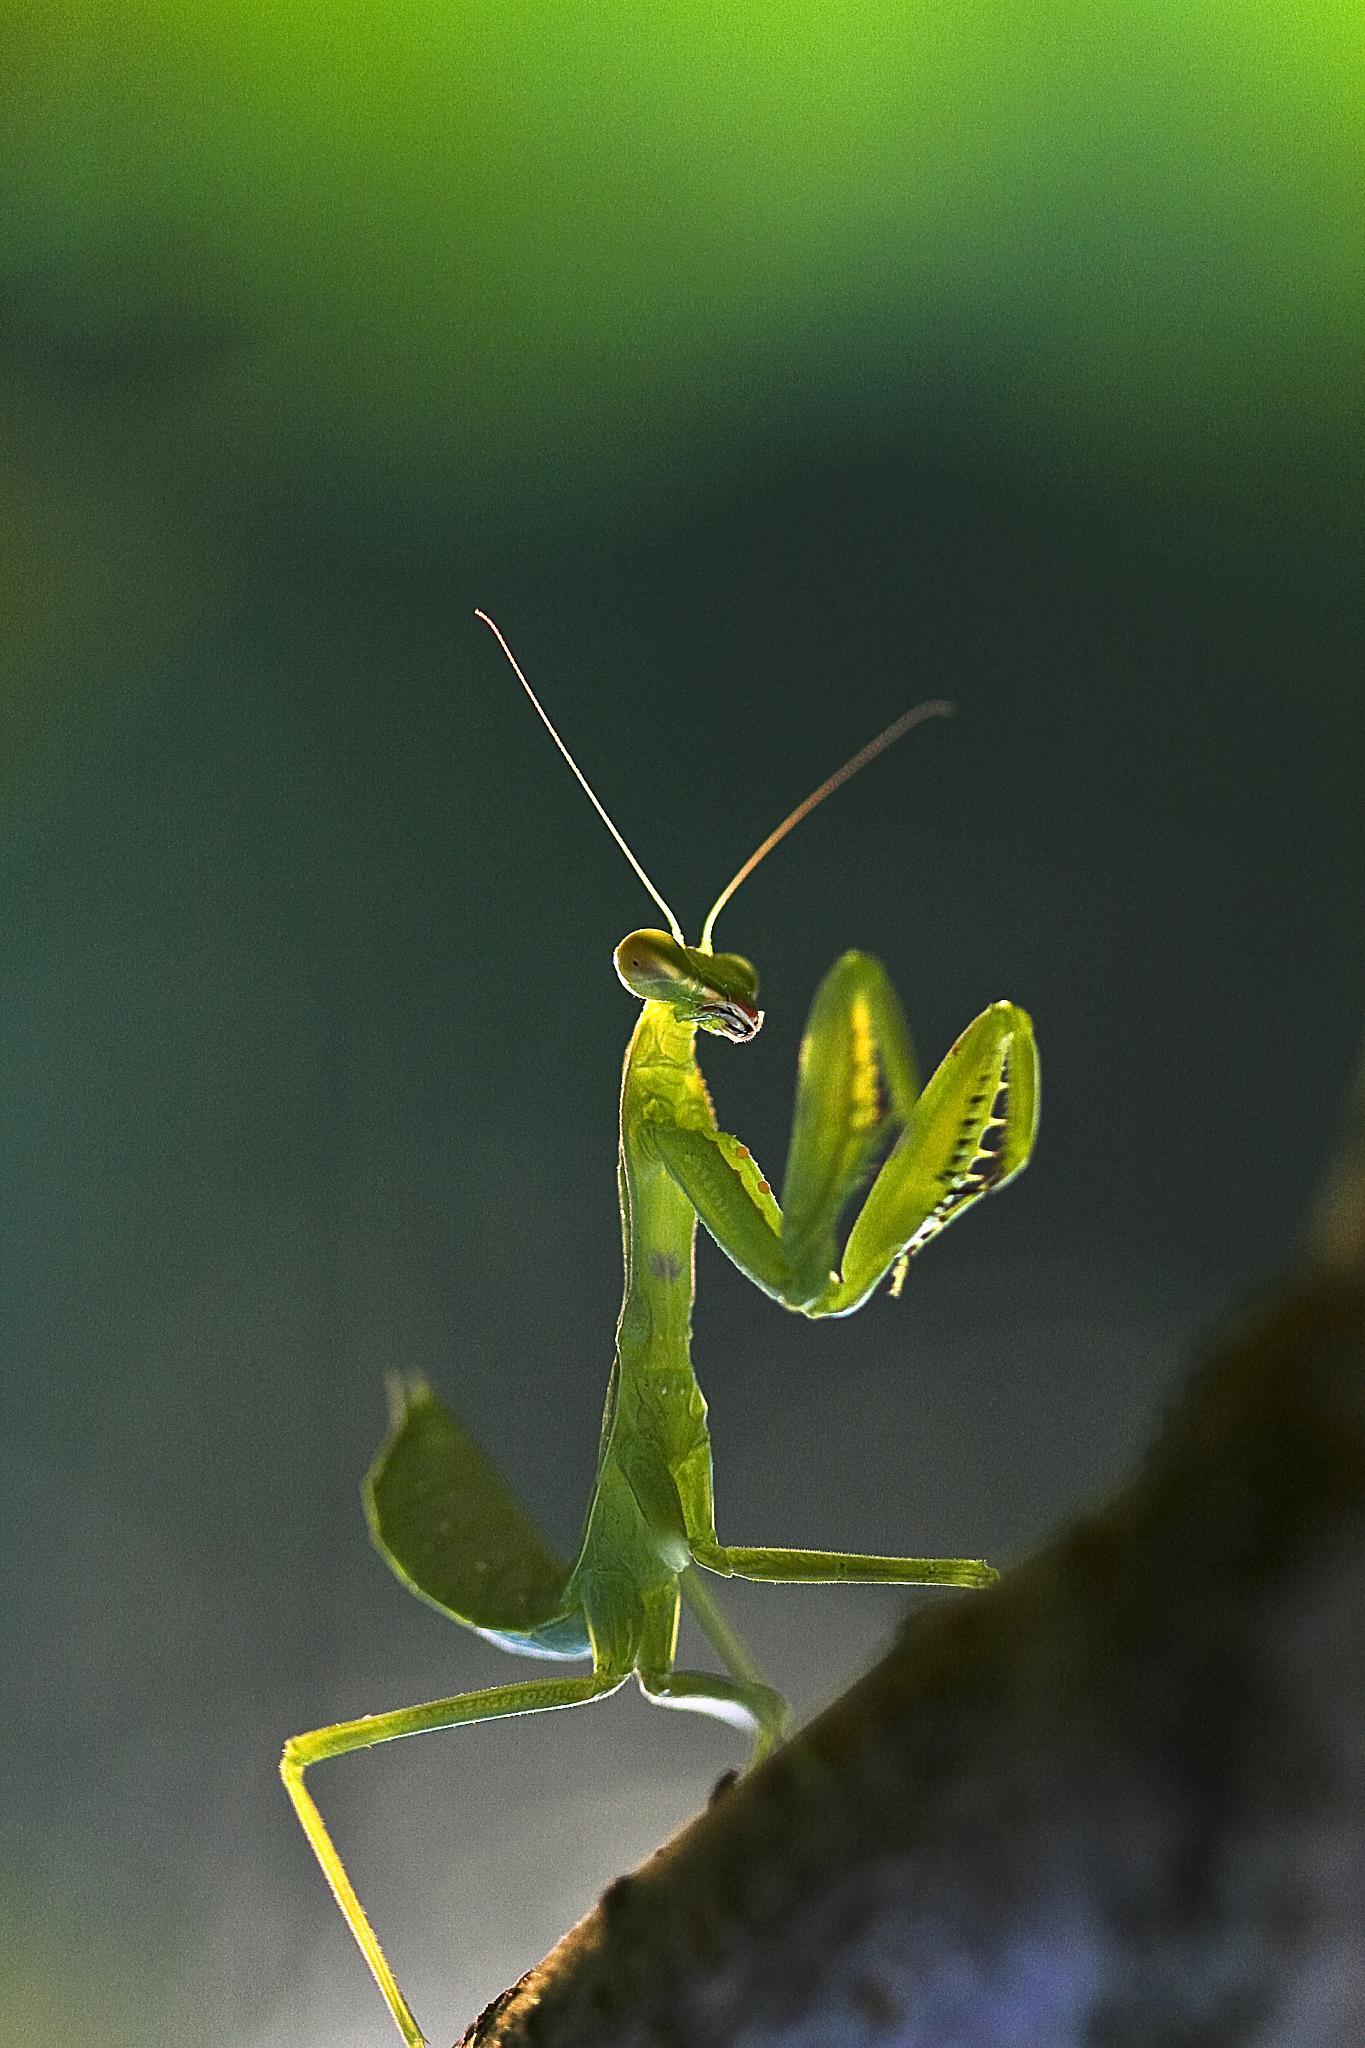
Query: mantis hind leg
xmin=635 ymin=1665 xmax=789 ymax=1762
xmin=634 ymin=1571 xmax=788 ymax=1762
xmin=680 ymin=1562 xmax=773 ymax=1692
xmin=281 ymin=1670 xmax=627 ymax=2048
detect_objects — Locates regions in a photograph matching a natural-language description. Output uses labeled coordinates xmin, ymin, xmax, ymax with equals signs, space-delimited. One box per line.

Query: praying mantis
xmin=281 ymin=615 xmax=1040 ymax=2048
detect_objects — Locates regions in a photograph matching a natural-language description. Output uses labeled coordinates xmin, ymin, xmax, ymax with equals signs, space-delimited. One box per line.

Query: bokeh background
xmin=2 ymin=6 xmax=1362 ymax=2045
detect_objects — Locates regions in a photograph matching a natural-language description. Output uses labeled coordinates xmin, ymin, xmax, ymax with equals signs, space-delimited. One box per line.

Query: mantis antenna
xmin=698 ymin=696 xmax=954 ymax=952
xmin=476 ymin=610 xmax=686 ymax=945
xmin=476 ymin=608 xmax=951 ymax=955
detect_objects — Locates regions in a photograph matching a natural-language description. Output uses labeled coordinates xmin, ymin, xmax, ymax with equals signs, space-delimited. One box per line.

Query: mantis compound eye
xmin=614 ymin=929 xmax=695 ymax=1002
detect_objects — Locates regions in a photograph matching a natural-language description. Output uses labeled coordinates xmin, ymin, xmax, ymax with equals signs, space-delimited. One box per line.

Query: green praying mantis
xmin=281 ymin=615 xmax=1040 ymax=2048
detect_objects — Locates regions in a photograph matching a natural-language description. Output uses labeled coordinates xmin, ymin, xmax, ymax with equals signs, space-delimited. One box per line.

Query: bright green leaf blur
xmin=3 ymin=0 xmax=1360 ymax=512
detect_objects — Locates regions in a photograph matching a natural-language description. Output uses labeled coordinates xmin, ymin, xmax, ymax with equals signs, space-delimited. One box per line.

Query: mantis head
xmin=614 ymin=930 xmax=763 ymax=1042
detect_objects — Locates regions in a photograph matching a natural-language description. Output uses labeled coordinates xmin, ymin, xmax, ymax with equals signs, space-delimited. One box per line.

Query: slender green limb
xmin=282 ymin=1750 xmax=431 ymax=2048
xmin=694 ymin=1543 xmax=998 ymax=1589
xmin=636 ymin=1666 xmax=789 ymax=1760
xmin=281 ymin=1672 xmax=627 ymax=2048
xmin=284 ymin=1674 xmax=627 ymax=1768
xmin=680 ymin=1564 xmax=774 ymax=1692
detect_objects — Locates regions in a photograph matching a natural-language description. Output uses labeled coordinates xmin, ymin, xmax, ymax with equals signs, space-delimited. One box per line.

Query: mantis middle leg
xmin=693 ymin=1543 xmax=998 ymax=1588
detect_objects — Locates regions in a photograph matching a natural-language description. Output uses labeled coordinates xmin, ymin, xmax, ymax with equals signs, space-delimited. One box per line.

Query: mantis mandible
xmin=282 ymin=615 xmax=1040 ymax=2048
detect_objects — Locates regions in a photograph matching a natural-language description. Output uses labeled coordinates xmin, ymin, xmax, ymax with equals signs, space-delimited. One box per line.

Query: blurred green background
xmin=2 ymin=5 xmax=1362 ymax=2045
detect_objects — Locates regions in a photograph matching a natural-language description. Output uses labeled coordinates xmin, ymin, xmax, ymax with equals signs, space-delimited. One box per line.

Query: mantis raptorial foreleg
xmin=282 ymin=616 xmax=1041 ymax=2048
xmin=646 ymin=951 xmax=1036 ymax=1317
